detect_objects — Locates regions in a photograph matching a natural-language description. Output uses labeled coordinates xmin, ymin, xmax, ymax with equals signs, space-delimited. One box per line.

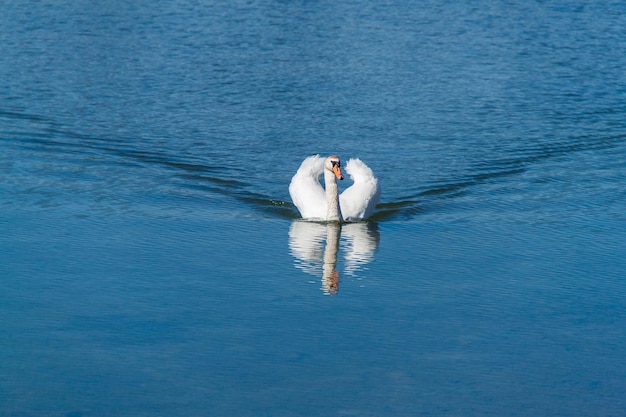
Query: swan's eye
xmin=331 ymin=160 xmax=340 ymax=167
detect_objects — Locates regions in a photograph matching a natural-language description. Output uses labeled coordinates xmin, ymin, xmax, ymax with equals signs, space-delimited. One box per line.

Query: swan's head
xmin=325 ymin=156 xmax=344 ymax=180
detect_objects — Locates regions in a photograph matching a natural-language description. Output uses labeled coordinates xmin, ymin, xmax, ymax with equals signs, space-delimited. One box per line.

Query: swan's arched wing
xmin=289 ymin=155 xmax=327 ymax=220
xmin=339 ymin=158 xmax=381 ymax=221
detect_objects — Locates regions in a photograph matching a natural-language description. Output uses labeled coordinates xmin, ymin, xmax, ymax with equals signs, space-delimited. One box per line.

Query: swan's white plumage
xmin=288 ymin=155 xmax=327 ymax=220
xmin=289 ymin=155 xmax=380 ymax=221
xmin=340 ymin=158 xmax=381 ymax=221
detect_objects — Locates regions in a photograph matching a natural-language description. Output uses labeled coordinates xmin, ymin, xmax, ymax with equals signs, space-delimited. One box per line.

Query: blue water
xmin=2 ymin=1 xmax=626 ymax=416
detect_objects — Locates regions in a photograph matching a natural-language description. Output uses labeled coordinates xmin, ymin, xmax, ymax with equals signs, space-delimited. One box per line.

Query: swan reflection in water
xmin=288 ymin=221 xmax=380 ymax=295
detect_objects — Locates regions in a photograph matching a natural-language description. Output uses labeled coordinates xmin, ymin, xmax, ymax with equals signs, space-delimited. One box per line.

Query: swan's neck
xmin=324 ymin=170 xmax=343 ymax=222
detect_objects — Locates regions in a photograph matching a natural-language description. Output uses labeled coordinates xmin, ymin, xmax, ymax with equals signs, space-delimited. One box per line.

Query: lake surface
xmin=2 ymin=1 xmax=626 ymax=416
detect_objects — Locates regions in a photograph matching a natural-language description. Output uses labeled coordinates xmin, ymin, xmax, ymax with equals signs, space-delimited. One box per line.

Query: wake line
xmin=369 ymin=134 xmax=626 ymax=221
xmin=7 ymin=109 xmax=623 ymax=221
xmin=2 ymin=109 xmax=256 ymax=203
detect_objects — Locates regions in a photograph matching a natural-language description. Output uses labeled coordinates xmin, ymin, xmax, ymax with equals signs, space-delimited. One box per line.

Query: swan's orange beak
xmin=332 ymin=164 xmax=344 ymax=180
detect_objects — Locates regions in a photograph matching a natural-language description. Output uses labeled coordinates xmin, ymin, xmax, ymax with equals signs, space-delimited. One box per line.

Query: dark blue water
xmin=2 ymin=1 xmax=626 ymax=416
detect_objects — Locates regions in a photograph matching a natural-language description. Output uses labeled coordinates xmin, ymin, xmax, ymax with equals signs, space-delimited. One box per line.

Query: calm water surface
xmin=2 ymin=1 xmax=626 ymax=416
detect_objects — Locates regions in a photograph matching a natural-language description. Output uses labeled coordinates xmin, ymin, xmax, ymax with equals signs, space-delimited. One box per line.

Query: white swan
xmin=289 ymin=155 xmax=380 ymax=222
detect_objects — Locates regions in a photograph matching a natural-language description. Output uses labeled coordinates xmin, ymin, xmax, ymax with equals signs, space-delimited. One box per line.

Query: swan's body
xmin=289 ymin=155 xmax=380 ymax=222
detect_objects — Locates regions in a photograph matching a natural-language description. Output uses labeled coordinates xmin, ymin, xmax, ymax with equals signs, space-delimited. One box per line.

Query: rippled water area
xmin=2 ymin=1 xmax=626 ymax=416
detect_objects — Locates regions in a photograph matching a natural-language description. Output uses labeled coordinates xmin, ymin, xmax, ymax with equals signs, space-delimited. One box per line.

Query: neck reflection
xmin=288 ymin=221 xmax=380 ymax=295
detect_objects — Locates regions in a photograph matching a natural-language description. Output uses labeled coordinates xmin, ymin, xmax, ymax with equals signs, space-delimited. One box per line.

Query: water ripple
xmin=4 ymin=104 xmax=625 ymax=223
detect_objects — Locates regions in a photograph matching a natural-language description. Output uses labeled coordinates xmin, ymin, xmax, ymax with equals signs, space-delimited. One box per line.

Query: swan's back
xmin=289 ymin=155 xmax=327 ymax=220
xmin=339 ymin=158 xmax=380 ymax=221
